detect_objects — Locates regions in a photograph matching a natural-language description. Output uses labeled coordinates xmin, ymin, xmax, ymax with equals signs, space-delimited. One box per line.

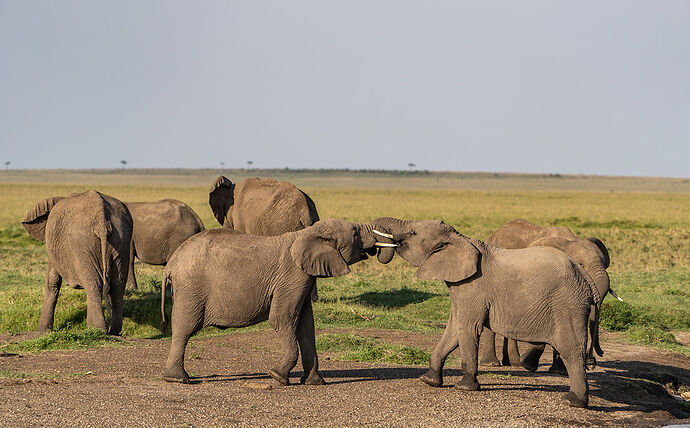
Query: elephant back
xmin=488 ymin=219 xmax=578 ymax=249
xmin=211 ymin=176 xmax=320 ymax=236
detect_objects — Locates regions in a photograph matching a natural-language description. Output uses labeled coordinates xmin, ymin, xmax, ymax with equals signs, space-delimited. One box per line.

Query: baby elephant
xmin=160 ymin=219 xmax=386 ymax=386
xmin=22 ymin=190 xmax=132 ymax=335
xmin=125 ymin=199 xmax=205 ymax=289
xmin=371 ymin=217 xmax=601 ymax=408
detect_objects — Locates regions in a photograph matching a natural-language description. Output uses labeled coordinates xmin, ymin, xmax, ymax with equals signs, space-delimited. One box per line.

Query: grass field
xmin=0 ymin=169 xmax=688 ymax=358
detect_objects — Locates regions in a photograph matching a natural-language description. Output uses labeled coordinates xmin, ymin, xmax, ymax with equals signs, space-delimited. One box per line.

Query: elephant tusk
xmin=375 ymin=242 xmax=397 ymax=248
xmin=608 ymin=288 xmax=623 ymax=302
xmin=373 ymin=229 xmax=394 ymax=239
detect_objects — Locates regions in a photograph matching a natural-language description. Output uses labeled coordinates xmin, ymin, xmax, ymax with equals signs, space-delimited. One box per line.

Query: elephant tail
xmin=159 ymin=270 xmax=171 ymax=331
xmin=98 ymin=219 xmax=112 ymax=316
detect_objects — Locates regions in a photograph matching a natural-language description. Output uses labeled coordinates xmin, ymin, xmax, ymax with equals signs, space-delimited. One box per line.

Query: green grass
xmin=1 ymin=328 xmax=124 ymax=353
xmin=316 ymin=332 xmax=430 ymax=365
xmin=0 ymin=170 xmax=688 ymax=354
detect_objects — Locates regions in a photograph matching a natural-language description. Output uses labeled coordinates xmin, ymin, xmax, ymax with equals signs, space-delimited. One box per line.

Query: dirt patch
xmin=1 ymin=330 xmax=689 ymax=427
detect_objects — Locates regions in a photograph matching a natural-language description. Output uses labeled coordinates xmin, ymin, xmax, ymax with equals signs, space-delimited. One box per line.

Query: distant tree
xmin=120 ymin=160 xmax=127 ymax=169
xmin=247 ymin=160 xmax=253 ymax=168
xmin=408 ymin=162 xmax=416 ymax=170
xmin=4 ymin=161 xmax=10 ymax=169
xmin=220 ymin=162 xmax=225 ymax=169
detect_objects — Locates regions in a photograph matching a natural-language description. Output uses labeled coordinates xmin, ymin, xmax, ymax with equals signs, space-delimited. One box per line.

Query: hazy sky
xmin=1 ymin=1 xmax=689 ymax=177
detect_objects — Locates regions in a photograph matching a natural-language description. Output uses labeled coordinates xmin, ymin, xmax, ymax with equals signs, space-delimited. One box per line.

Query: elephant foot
xmin=520 ymin=352 xmax=543 ymax=373
xmin=501 ymin=356 xmax=521 ymax=367
xmin=563 ymin=391 xmax=588 ymax=408
xmin=162 ymin=367 xmax=190 ymax=384
xmin=419 ymin=369 xmax=443 ymax=387
xmin=479 ymin=356 xmax=501 ymax=367
xmin=268 ymin=368 xmax=290 ymax=386
xmin=37 ymin=325 xmax=52 ymax=334
xmin=454 ymin=376 xmax=480 ymax=391
xmin=301 ymin=372 xmax=325 ymax=385
xmin=521 ymin=357 xmax=539 ymax=373
xmin=548 ymin=360 xmax=568 ymax=375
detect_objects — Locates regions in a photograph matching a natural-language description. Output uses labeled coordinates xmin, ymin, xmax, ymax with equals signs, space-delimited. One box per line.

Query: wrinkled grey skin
xmin=209 ymin=175 xmax=319 ymax=233
xmin=124 ymin=199 xmax=205 ymax=289
xmin=371 ymin=217 xmax=600 ymax=408
xmin=209 ymin=175 xmax=321 ymax=301
xmin=480 ymin=219 xmax=610 ymax=374
xmin=22 ymin=190 xmax=132 ymax=335
xmin=160 ymin=219 xmax=379 ymax=386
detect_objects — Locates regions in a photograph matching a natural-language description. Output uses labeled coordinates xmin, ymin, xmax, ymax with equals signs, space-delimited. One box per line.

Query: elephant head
xmin=371 ymin=217 xmax=480 ymax=283
xmin=209 ymin=175 xmax=235 ymax=227
xmin=290 ymin=219 xmax=379 ymax=278
xmin=22 ymin=196 xmax=65 ymax=242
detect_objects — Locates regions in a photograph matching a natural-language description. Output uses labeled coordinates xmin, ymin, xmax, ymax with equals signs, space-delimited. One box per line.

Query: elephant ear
xmin=529 ymin=236 xmax=569 ymax=249
xmin=22 ymin=196 xmax=65 ymax=242
xmin=417 ymin=235 xmax=480 ymax=283
xmin=290 ymin=232 xmax=350 ymax=278
xmin=587 ymin=237 xmax=610 ymax=269
xmin=209 ymin=175 xmax=234 ymax=226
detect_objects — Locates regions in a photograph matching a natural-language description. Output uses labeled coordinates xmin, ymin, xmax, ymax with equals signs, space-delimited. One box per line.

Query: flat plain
xmin=1 ymin=169 xmax=689 ymax=426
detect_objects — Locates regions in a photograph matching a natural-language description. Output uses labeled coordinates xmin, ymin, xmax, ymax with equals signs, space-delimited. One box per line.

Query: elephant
xmin=209 ymin=175 xmax=319 ymax=234
xmin=371 ymin=217 xmax=601 ymax=408
xmin=21 ymin=190 xmax=133 ymax=335
xmin=209 ymin=175 xmax=321 ymax=301
xmin=124 ymin=199 xmax=205 ymax=289
xmin=159 ymin=219 xmax=391 ymax=386
xmin=479 ymin=219 xmax=616 ymax=373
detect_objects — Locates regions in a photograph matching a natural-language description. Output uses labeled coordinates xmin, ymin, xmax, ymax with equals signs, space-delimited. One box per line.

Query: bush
xmin=600 ymin=301 xmax=639 ymax=331
xmin=627 ymin=326 xmax=677 ymax=345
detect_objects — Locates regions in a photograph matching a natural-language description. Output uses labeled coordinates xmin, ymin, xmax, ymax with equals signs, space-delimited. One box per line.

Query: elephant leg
xmin=85 ymin=283 xmax=107 ymax=332
xmin=269 ymin=327 xmax=299 ymax=386
xmin=37 ymin=267 xmax=62 ymax=332
xmin=502 ymin=337 xmax=522 ymax=367
xmin=268 ymin=295 xmax=303 ymax=386
xmin=310 ymin=279 xmax=318 ymax=302
xmin=420 ymin=313 xmax=457 ymax=387
xmin=478 ymin=327 xmax=500 ymax=367
xmin=126 ymin=242 xmax=137 ymax=290
xmin=548 ymin=348 xmax=568 ymax=375
xmin=521 ymin=343 xmax=546 ymax=372
xmin=559 ymin=350 xmax=589 ymax=408
xmin=296 ymin=298 xmax=324 ymax=385
xmin=163 ymin=302 xmax=203 ymax=383
xmin=454 ymin=325 xmax=481 ymax=391
xmin=107 ymin=280 xmax=125 ymax=336
xmin=163 ymin=327 xmax=194 ymax=383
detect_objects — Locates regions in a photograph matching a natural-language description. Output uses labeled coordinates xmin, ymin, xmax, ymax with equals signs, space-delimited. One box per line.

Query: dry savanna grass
xmin=0 ymin=169 xmax=688 ymax=357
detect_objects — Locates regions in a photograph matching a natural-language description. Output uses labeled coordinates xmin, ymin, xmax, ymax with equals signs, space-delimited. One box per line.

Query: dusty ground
xmin=1 ymin=330 xmax=689 ymax=427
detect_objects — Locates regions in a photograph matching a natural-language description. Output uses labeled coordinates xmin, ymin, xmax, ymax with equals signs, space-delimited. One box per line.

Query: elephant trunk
xmin=370 ymin=217 xmax=410 ymax=264
xmin=586 ymin=264 xmax=609 ymax=307
xmin=584 ymin=263 xmax=608 ymax=359
xmin=160 ymin=270 xmax=171 ymax=331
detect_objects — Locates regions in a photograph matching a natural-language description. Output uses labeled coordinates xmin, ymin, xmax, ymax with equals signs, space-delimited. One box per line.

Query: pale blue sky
xmin=1 ymin=1 xmax=689 ymax=177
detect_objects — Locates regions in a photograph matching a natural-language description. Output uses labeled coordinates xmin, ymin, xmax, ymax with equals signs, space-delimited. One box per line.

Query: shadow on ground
xmin=188 ymin=359 xmax=690 ymax=418
xmin=350 ymin=288 xmax=441 ymax=308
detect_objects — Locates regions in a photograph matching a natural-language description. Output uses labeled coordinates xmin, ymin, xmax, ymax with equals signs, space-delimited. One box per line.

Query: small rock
xmin=240 ymin=381 xmax=272 ymax=390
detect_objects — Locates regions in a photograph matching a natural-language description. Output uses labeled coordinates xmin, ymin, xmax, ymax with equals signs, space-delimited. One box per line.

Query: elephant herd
xmin=21 ymin=176 xmax=619 ymax=409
